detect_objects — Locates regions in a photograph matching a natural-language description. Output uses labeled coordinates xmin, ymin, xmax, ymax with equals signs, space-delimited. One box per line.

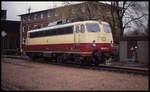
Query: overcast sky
xmin=2 ymin=1 xmax=82 ymax=21
xmin=2 ymin=1 xmax=149 ymax=34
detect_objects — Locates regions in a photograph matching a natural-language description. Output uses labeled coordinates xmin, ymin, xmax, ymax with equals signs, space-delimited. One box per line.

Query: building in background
xmin=19 ymin=2 xmax=121 ymax=52
xmin=119 ymin=36 xmax=149 ymax=65
xmin=1 ymin=10 xmax=20 ymax=55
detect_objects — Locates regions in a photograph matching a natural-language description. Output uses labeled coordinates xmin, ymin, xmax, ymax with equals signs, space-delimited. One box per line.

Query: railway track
xmin=48 ymin=61 xmax=149 ymax=76
xmin=94 ymin=65 xmax=148 ymax=76
xmin=2 ymin=55 xmax=149 ymax=76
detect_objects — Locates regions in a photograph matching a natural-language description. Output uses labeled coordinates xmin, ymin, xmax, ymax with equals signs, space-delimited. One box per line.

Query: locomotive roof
xmin=28 ymin=20 xmax=108 ymax=33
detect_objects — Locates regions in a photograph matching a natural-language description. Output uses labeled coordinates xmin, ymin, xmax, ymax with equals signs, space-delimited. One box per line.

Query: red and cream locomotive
xmin=25 ymin=20 xmax=114 ymax=65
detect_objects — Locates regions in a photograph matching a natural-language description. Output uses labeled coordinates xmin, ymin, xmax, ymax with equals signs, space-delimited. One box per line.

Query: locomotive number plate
xmin=101 ymin=37 xmax=106 ymax=41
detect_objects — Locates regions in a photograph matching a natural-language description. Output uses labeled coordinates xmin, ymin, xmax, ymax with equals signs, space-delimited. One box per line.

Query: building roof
xmin=1 ymin=20 xmax=20 ymax=33
xmin=18 ymin=2 xmax=115 ymax=17
xmin=18 ymin=2 xmax=83 ymax=16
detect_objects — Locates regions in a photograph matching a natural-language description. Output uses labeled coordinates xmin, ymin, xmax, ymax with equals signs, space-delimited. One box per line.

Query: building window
xmin=72 ymin=8 xmax=75 ymax=14
xmin=37 ymin=25 xmax=41 ymax=28
xmin=41 ymin=24 xmax=43 ymax=28
xmin=41 ymin=13 xmax=43 ymax=19
xmin=34 ymin=25 xmax=38 ymax=29
xmin=23 ymin=17 xmax=27 ymax=22
xmin=81 ymin=7 xmax=86 ymax=13
xmin=34 ymin=14 xmax=37 ymax=20
xmin=28 ymin=15 xmax=31 ymax=21
xmin=43 ymin=24 xmax=46 ymax=27
xmin=55 ymin=10 xmax=58 ymax=17
xmin=48 ymin=11 xmax=51 ymax=17
xmin=62 ymin=13 xmax=65 ymax=18
xmin=106 ymin=8 xmax=111 ymax=16
xmin=28 ymin=25 xmax=31 ymax=31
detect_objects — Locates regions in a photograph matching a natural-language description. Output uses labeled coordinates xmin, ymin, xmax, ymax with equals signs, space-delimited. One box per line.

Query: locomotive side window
xmin=76 ymin=25 xmax=79 ymax=33
xmin=86 ymin=23 xmax=100 ymax=32
xmin=29 ymin=26 xmax=73 ymax=38
xmin=81 ymin=24 xmax=85 ymax=33
xmin=30 ymin=32 xmax=36 ymax=38
xmin=103 ymin=24 xmax=111 ymax=33
xmin=56 ymin=26 xmax=73 ymax=35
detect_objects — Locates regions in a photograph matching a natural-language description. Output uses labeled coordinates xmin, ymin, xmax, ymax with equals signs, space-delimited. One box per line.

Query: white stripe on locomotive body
xmin=27 ymin=34 xmax=74 ymax=45
xmin=26 ymin=20 xmax=113 ymax=45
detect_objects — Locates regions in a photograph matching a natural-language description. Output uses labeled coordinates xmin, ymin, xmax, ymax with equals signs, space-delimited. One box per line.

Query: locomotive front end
xmin=85 ymin=21 xmax=114 ymax=64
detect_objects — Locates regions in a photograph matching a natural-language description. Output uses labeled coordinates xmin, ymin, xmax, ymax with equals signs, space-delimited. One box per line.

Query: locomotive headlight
xmin=92 ymin=40 xmax=96 ymax=47
xmin=93 ymin=43 xmax=96 ymax=47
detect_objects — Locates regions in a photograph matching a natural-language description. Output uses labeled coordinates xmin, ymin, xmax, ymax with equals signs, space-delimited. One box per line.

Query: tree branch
xmin=123 ymin=14 xmax=148 ymax=29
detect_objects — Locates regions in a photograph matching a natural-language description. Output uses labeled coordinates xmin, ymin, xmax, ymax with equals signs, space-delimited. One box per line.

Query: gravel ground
xmin=1 ymin=58 xmax=149 ymax=91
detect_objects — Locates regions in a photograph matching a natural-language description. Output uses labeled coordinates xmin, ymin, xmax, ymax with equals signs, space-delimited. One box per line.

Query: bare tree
xmin=60 ymin=2 xmax=73 ymax=20
xmin=110 ymin=1 xmax=148 ymax=36
xmin=85 ymin=1 xmax=149 ymax=43
xmin=82 ymin=2 xmax=120 ymax=43
xmin=55 ymin=2 xmax=149 ymax=42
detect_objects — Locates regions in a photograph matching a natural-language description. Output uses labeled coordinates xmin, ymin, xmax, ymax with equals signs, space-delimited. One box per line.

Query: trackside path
xmin=1 ymin=58 xmax=149 ymax=91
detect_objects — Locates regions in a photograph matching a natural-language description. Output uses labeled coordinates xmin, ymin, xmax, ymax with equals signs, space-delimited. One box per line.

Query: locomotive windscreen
xmin=86 ymin=23 xmax=100 ymax=32
xmin=103 ymin=24 xmax=111 ymax=33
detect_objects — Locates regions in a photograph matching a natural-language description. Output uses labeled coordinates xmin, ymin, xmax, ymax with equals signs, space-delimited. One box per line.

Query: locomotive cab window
xmin=81 ymin=24 xmax=85 ymax=33
xmin=86 ymin=23 xmax=100 ymax=32
xmin=103 ymin=24 xmax=111 ymax=33
xmin=76 ymin=25 xmax=80 ymax=33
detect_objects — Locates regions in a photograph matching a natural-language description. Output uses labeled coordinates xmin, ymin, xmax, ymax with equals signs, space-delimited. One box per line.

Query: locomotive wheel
xmin=57 ymin=55 xmax=63 ymax=63
xmin=29 ymin=53 xmax=38 ymax=61
xmin=82 ymin=56 xmax=91 ymax=66
xmin=74 ymin=57 xmax=82 ymax=65
xmin=94 ymin=59 xmax=99 ymax=66
xmin=81 ymin=57 xmax=86 ymax=65
xmin=93 ymin=51 xmax=103 ymax=65
xmin=87 ymin=56 xmax=93 ymax=66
